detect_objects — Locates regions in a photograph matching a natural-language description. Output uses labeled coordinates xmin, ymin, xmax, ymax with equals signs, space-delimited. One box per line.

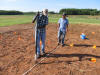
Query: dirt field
xmin=0 ymin=23 xmax=100 ymax=75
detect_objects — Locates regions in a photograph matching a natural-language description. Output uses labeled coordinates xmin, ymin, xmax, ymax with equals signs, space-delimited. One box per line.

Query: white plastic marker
xmin=22 ymin=45 xmax=59 ymax=75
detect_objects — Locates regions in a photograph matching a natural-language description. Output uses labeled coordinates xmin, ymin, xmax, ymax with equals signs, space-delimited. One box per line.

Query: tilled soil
xmin=0 ymin=23 xmax=100 ymax=75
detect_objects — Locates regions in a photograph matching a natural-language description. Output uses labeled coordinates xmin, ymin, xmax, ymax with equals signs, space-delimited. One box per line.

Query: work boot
xmin=62 ymin=44 xmax=65 ymax=47
xmin=58 ymin=42 xmax=60 ymax=45
xmin=34 ymin=54 xmax=41 ymax=60
xmin=41 ymin=51 xmax=46 ymax=57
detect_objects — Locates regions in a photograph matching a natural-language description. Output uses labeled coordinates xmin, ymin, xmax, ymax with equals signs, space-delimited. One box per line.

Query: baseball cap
xmin=63 ymin=13 xmax=67 ymax=16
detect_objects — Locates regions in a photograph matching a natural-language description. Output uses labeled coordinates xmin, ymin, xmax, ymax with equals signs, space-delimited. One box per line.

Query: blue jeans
xmin=35 ymin=29 xmax=46 ymax=55
xmin=58 ymin=29 xmax=66 ymax=44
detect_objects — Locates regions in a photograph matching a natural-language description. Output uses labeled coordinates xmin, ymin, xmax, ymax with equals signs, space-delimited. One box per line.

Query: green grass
xmin=49 ymin=15 xmax=100 ymax=25
xmin=0 ymin=15 xmax=100 ymax=26
xmin=0 ymin=15 xmax=33 ymax=26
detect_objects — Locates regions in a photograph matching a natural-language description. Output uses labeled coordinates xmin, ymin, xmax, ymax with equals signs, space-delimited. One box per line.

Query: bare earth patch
xmin=0 ymin=23 xmax=100 ymax=75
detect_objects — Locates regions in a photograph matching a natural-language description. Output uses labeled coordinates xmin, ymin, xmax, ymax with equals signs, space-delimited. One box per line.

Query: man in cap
xmin=58 ymin=13 xmax=69 ymax=46
xmin=32 ymin=9 xmax=48 ymax=59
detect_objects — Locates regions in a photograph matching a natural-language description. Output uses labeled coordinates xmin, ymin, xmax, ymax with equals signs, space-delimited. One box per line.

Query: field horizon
xmin=0 ymin=14 xmax=100 ymax=27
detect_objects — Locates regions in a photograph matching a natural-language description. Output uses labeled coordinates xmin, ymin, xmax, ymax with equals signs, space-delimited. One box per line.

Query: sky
xmin=0 ymin=0 xmax=100 ymax=12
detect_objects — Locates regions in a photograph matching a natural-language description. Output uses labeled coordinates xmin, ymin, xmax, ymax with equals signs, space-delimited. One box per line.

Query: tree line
xmin=0 ymin=10 xmax=57 ymax=15
xmin=0 ymin=9 xmax=100 ymax=15
xmin=59 ymin=8 xmax=100 ymax=15
xmin=0 ymin=10 xmax=23 ymax=15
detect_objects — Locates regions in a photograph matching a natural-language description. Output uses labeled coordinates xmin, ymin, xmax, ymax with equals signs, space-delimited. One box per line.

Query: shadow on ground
xmin=65 ymin=44 xmax=100 ymax=47
xmin=40 ymin=53 xmax=100 ymax=64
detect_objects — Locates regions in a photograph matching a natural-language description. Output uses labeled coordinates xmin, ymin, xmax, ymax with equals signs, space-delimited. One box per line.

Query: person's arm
xmin=66 ymin=19 xmax=69 ymax=32
xmin=46 ymin=16 xmax=48 ymax=25
xmin=66 ymin=24 xmax=69 ymax=32
xmin=58 ymin=23 xmax=60 ymax=28
xmin=32 ymin=15 xmax=37 ymax=23
xmin=32 ymin=12 xmax=39 ymax=23
xmin=58 ymin=19 xmax=61 ymax=29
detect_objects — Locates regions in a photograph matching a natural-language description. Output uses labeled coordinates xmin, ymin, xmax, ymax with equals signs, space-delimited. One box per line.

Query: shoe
xmin=62 ymin=44 xmax=65 ymax=47
xmin=58 ymin=42 xmax=60 ymax=45
xmin=41 ymin=52 xmax=46 ymax=56
xmin=34 ymin=54 xmax=41 ymax=60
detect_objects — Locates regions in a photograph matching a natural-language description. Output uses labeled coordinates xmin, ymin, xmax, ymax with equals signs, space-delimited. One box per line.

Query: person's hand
xmin=67 ymin=29 xmax=68 ymax=32
xmin=57 ymin=27 xmax=59 ymax=30
xmin=36 ymin=11 xmax=40 ymax=16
